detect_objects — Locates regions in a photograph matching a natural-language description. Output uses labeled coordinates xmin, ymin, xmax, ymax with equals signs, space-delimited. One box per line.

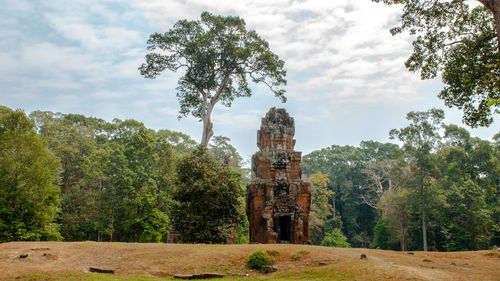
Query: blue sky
xmin=1 ymin=0 xmax=498 ymax=163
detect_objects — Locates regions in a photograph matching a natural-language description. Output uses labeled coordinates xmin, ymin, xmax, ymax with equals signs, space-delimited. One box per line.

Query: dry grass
xmin=0 ymin=242 xmax=500 ymax=280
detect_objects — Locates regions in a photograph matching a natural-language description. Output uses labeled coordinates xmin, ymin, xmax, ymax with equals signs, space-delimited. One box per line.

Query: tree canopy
xmin=171 ymin=146 xmax=243 ymax=243
xmin=0 ymin=108 xmax=61 ymax=242
xmin=139 ymin=11 xmax=287 ymax=146
xmin=373 ymin=0 xmax=500 ymax=127
xmin=1 ymin=105 xmax=498 ymax=250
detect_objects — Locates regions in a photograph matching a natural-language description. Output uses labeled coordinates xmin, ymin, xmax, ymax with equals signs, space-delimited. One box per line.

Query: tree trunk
xmin=332 ymin=189 xmax=337 ymax=219
xmin=201 ymin=116 xmax=213 ymax=146
xmin=477 ymin=0 xmax=500 ymax=51
xmin=421 ymin=181 xmax=428 ymax=251
xmin=398 ymin=211 xmax=406 ymax=252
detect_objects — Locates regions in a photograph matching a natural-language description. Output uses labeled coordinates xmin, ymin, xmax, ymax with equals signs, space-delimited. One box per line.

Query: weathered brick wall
xmin=246 ymin=108 xmax=311 ymax=244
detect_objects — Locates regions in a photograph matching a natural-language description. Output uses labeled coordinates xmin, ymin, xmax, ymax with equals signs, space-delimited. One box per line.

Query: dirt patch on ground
xmin=0 ymin=242 xmax=499 ymax=280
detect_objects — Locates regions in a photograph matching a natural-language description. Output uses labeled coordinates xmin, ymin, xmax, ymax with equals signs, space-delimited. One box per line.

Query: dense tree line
xmin=302 ymin=109 xmax=500 ymax=251
xmin=0 ymin=106 xmax=247 ymax=243
xmin=2 ymin=105 xmax=499 ymax=251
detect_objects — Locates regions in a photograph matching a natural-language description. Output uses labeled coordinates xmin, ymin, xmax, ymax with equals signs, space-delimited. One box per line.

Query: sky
xmin=1 ymin=0 xmax=498 ymax=163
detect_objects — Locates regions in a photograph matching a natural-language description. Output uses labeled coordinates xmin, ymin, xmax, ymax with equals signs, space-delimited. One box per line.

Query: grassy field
xmin=1 ymin=242 xmax=500 ymax=280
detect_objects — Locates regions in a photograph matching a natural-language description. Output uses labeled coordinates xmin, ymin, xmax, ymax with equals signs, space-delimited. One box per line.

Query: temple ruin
xmin=246 ymin=108 xmax=311 ymax=244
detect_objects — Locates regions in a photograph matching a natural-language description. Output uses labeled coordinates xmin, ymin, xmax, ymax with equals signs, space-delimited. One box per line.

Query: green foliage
xmin=0 ymin=108 xmax=61 ymax=241
xmin=234 ymin=195 xmax=249 ymax=244
xmin=297 ymin=250 xmax=310 ymax=255
xmin=372 ymin=0 xmax=499 ymax=127
xmin=30 ymin=112 xmax=175 ymax=242
xmin=444 ymin=180 xmax=492 ymax=251
xmin=246 ymin=250 xmax=273 ymax=270
xmin=209 ymin=136 xmax=243 ymax=168
xmin=291 ymin=250 xmax=310 ymax=261
xmin=125 ymin=189 xmax=169 ymax=243
xmin=321 ymin=229 xmax=351 ymax=248
xmin=3 ymin=105 xmax=498 ymax=252
xmin=156 ymin=129 xmax=197 ymax=155
xmin=390 ymin=108 xmax=445 ymax=251
xmin=303 ymin=109 xmax=500 ymax=252
xmin=171 ymin=146 xmax=242 ymax=243
xmin=302 ymin=141 xmax=398 ymax=247
xmin=371 ymin=217 xmax=399 ymax=250
xmin=309 ymin=172 xmax=333 ymax=221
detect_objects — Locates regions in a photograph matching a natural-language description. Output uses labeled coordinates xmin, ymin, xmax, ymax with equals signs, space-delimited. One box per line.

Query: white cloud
xmin=132 ymin=0 xmax=418 ymax=106
xmin=47 ymin=16 xmax=142 ymax=51
xmin=2 ymin=0 xmax=498 ymax=160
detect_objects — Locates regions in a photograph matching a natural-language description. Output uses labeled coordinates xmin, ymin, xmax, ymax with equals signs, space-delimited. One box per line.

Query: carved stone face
xmin=272 ymin=150 xmax=289 ymax=170
xmin=274 ymin=180 xmax=290 ymax=197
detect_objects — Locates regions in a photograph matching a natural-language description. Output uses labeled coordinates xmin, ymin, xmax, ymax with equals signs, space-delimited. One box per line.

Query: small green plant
xmin=246 ymin=250 xmax=273 ymax=270
xmin=484 ymin=252 xmax=495 ymax=256
xmin=423 ymin=259 xmax=432 ymax=262
xmin=291 ymin=250 xmax=310 ymax=261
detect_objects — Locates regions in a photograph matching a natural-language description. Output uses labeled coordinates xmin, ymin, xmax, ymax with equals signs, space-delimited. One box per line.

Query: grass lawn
xmin=1 ymin=242 xmax=499 ymax=280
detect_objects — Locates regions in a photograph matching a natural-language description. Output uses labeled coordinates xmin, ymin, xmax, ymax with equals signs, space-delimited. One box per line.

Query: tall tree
xmin=302 ymin=141 xmax=397 ymax=246
xmin=0 ymin=107 xmax=61 ymax=241
xmin=444 ymin=180 xmax=492 ymax=250
xmin=390 ymin=108 xmax=445 ymax=251
xmin=373 ymin=0 xmax=500 ymax=127
xmin=139 ymin=11 xmax=287 ymax=146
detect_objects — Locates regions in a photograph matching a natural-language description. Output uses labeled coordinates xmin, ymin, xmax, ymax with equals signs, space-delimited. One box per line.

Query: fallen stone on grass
xmin=260 ymin=266 xmax=277 ymax=274
xmin=89 ymin=267 xmax=115 ymax=274
xmin=43 ymin=253 xmax=57 ymax=260
xmin=173 ymin=273 xmax=224 ymax=279
xmin=19 ymin=253 xmax=28 ymax=259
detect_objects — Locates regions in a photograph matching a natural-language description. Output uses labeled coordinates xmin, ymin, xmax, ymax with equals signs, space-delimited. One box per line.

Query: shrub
xmin=246 ymin=250 xmax=273 ymax=270
xmin=321 ymin=229 xmax=351 ymax=248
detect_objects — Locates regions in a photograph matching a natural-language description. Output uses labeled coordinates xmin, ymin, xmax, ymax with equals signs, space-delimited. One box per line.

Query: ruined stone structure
xmin=246 ymin=108 xmax=311 ymax=244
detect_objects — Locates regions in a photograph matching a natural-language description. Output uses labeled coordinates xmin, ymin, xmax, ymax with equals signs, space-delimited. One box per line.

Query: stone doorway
xmin=277 ymin=216 xmax=292 ymax=243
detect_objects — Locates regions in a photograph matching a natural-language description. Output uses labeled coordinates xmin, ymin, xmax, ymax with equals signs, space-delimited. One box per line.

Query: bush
xmin=321 ymin=229 xmax=351 ymax=248
xmin=246 ymin=250 xmax=273 ymax=270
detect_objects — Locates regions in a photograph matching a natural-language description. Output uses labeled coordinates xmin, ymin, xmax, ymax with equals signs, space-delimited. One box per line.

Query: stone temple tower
xmin=246 ymin=108 xmax=311 ymax=244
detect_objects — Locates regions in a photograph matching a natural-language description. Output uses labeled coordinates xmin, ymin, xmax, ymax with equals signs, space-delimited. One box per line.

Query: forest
xmin=1 ymin=105 xmax=499 ymax=252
